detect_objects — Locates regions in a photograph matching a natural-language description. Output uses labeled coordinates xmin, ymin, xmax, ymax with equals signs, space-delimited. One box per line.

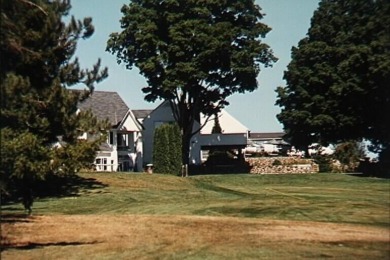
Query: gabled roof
xmin=132 ymin=109 xmax=153 ymax=120
xmin=144 ymin=101 xmax=248 ymax=134
xmin=78 ymin=91 xmax=129 ymax=126
xmin=200 ymin=109 xmax=249 ymax=134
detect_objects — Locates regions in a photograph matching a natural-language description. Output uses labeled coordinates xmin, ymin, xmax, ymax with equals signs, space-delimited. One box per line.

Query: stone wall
xmin=246 ymin=157 xmax=319 ymax=174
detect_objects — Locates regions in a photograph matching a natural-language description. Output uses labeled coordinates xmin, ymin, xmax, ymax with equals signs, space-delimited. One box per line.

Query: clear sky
xmin=69 ymin=0 xmax=320 ymax=133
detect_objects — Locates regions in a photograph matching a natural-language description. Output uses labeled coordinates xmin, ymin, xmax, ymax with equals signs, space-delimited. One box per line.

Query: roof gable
xmin=78 ymin=91 xmax=129 ymax=126
xmin=145 ymin=101 xmax=248 ymax=134
xmin=200 ymin=109 xmax=248 ymax=134
xmin=132 ymin=109 xmax=153 ymax=120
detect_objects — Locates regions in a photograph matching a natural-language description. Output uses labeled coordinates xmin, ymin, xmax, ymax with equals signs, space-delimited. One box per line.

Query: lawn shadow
xmin=1 ymin=240 xmax=100 ymax=251
xmin=32 ymin=174 xmax=108 ymax=199
xmin=1 ymin=174 xmax=108 ymax=207
xmin=189 ymin=162 xmax=252 ymax=175
xmin=0 ymin=213 xmax=34 ymax=223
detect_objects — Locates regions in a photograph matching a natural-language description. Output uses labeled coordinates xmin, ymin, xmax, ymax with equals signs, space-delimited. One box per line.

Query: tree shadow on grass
xmin=1 ymin=240 xmax=100 ymax=252
xmin=189 ymin=162 xmax=252 ymax=175
xmin=1 ymin=174 xmax=108 ymax=208
xmin=0 ymin=213 xmax=34 ymax=223
xmin=46 ymin=174 xmax=109 ymax=198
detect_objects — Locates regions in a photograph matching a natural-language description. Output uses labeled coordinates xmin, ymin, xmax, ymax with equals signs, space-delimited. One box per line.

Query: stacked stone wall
xmin=246 ymin=157 xmax=319 ymax=174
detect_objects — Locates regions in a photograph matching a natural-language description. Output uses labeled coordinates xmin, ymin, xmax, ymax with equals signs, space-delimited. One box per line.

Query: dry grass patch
xmin=2 ymin=214 xmax=389 ymax=259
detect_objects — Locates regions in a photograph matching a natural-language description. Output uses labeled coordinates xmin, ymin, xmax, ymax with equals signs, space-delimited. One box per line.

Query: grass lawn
xmin=1 ymin=172 xmax=389 ymax=259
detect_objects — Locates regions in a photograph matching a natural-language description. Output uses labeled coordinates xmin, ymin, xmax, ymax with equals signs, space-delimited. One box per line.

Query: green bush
xmin=153 ymin=123 xmax=182 ymax=174
xmin=313 ymin=155 xmax=333 ymax=173
xmin=272 ymin=159 xmax=282 ymax=166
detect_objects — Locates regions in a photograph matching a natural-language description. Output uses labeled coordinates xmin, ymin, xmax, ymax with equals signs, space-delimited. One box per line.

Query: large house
xmin=139 ymin=101 xmax=249 ymax=165
xmin=80 ymin=91 xmax=258 ymax=171
xmin=78 ymin=91 xmax=143 ymax=172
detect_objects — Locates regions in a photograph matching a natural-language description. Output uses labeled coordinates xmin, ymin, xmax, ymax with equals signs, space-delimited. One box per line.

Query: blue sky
xmin=69 ymin=0 xmax=320 ymax=133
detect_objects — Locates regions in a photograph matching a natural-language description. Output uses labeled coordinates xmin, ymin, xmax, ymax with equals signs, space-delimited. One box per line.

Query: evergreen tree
xmin=276 ymin=0 xmax=390 ymax=164
xmin=0 ymin=0 xmax=108 ymax=210
xmin=153 ymin=124 xmax=170 ymax=173
xmin=168 ymin=123 xmax=182 ymax=175
xmin=107 ymin=0 xmax=277 ymax=167
xmin=153 ymin=123 xmax=182 ymax=174
xmin=211 ymin=113 xmax=222 ymax=134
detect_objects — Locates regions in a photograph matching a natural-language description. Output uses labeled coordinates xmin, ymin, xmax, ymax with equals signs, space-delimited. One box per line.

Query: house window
xmin=95 ymin=158 xmax=108 ymax=171
xmin=117 ymin=133 xmax=130 ymax=148
xmin=109 ymin=132 xmax=114 ymax=145
xmin=103 ymin=158 xmax=107 ymax=171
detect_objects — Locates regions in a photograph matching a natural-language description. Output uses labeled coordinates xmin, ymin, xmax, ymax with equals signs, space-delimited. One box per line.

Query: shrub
xmin=272 ymin=159 xmax=282 ymax=166
xmin=313 ymin=155 xmax=333 ymax=173
xmin=153 ymin=123 xmax=182 ymax=174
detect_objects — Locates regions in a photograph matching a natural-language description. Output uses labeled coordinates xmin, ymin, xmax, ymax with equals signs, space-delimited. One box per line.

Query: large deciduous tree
xmin=107 ymin=0 xmax=276 ymax=166
xmin=0 ymin=0 xmax=108 ymax=209
xmin=276 ymin=0 xmax=390 ymax=163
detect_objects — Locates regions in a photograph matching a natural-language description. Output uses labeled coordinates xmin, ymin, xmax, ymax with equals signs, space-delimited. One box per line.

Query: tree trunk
xmin=181 ymin=128 xmax=191 ymax=177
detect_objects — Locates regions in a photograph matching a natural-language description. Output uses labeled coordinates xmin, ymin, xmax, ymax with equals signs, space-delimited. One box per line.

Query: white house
xmin=78 ymin=91 xmax=143 ymax=172
xmin=137 ymin=101 xmax=249 ymax=165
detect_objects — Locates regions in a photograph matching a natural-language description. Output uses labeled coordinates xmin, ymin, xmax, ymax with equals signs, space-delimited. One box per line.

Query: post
xmin=181 ymin=164 xmax=188 ymax=177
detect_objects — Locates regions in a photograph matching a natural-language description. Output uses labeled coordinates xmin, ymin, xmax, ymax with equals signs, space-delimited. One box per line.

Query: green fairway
xmin=3 ymin=173 xmax=389 ymax=226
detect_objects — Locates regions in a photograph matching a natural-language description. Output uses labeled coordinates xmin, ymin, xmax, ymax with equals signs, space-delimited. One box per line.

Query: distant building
xmin=140 ymin=101 xmax=249 ymax=165
xmin=78 ymin=91 xmax=143 ymax=172
xmin=247 ymin=132 xmax=289 ymax=155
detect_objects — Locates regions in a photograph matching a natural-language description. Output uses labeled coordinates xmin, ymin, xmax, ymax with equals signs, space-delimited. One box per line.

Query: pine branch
xmin=18 ymin=0 xmax=48 ymax=16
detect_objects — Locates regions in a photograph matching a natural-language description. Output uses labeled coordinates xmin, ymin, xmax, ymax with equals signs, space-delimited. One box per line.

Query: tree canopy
xmin=107 ymin=0 xmax=277 ymax=165
xmin=276 ymin=0 xmax=390 ymax=162
xmin=0 ymin=0 xmax=108 ymax=203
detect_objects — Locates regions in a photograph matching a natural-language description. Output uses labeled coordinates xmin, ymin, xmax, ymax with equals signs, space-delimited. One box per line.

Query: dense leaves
xmin=276 ymin=0 xmax=390 ymax=163
xmin=0 ymin=0 xmax=108 ymax=204
xmin=153 ymin=123 xmax=182 ymax=174
xmin=334 ymin=141 xmax=366 ymax=172
xmin=107 ymin=0 xmax=276 ymax=165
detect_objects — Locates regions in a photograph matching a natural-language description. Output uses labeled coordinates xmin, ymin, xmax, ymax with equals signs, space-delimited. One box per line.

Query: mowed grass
xmin=16 ymin=172 xmax=389 ymax=226
xmin=1 ymin=172 xmax=389 ymax=259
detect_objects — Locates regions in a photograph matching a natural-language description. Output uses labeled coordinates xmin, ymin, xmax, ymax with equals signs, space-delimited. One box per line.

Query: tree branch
xmin=18 ymin=0 xmax=48 ymax=16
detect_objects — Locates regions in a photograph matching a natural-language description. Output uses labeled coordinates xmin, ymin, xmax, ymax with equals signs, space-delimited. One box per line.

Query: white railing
xmin=95 ymin=164 xmax=117 ymax=172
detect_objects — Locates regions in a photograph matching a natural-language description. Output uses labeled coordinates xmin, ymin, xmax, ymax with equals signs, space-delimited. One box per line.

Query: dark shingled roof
xmin=78 ymin=91 xmax=129 ymax=126
xmin=132 ymin=109 xmax=153 ymax=119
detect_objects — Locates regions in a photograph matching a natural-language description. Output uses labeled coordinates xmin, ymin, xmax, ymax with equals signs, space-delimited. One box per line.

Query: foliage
xmin=333 ymin=141 xmax=365 ymax=172
xmin=0 ymin=0 xmax=108 ymax=203
xmin=107 ymin=0 xmax=277 ymax=165
xmin=272 ymin=159 xmax=282 ymax=166
xmin=153 ymin=123 xmax=182 ymax=174
xmin=276 ymin=0 xmax=390 ymax=161
xmin=312 ymin=154 xmax=333 ymax=173
xmin=211 ymin=113 xmax=222 ymax=134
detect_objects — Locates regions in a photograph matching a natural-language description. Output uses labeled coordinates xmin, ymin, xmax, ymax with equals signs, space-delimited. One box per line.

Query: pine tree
xmin=168 ymin=123 xmax=182 ymax=175
xmin=211 ymin=114 xmax=222 ymax=134
xmin=153 ymin=124 xmax=170 ymax=173
xmin=153 ymin=123 xmax=182 ymax=174
xmin=0 ymin=0 xmax=108 ymax=210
